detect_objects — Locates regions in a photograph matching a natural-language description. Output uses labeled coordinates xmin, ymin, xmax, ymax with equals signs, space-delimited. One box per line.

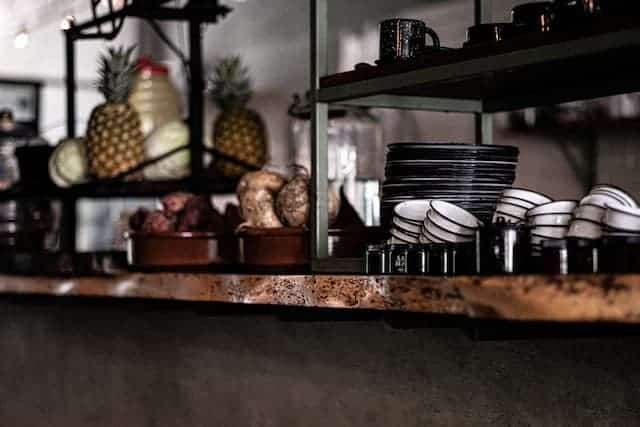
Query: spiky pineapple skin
xmin=213 ymin=107 xmax=266 ymax=177
xmin=86 ymin=103 xmax=145 ymax=179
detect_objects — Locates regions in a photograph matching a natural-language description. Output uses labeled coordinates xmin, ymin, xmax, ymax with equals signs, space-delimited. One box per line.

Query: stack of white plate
xmin=526 ymin=200 xmax=578 ymax=255
xmin=420 ymin=200 xmax=482 ymax=244
xmin=389 ymin=200 xmax=431 ymax=244
xmin=493 ymin=188 xmax=552 ymax=224
xmin=568 ymin=185 xmax=637 ymax=239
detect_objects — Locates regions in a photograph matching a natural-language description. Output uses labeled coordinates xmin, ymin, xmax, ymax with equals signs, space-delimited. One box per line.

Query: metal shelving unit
xmin=58 ymin=0 xmax=233 ymax=252
xmin=309 ymin=0 xmax=640 ymax=272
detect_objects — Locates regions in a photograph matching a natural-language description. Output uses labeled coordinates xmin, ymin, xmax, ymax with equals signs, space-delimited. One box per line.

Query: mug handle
xmin=425 ymin=26 xmax=440 ymax=48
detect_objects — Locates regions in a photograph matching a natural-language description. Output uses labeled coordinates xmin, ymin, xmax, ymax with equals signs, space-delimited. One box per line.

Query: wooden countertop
xmin=1 ymin=273 xmax=640 ymax=323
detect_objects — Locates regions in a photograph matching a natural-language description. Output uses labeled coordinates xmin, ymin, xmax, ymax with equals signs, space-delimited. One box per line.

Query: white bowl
xmin=392 ymin=216 xmax=421 ymax=236
xmin=531 ymin=225 xmax=568 ymax=239
xmin=393 ymin=200 xmax=431 ymax=224
xmin=567 ymin=219 xmax=602 ymax=240
xmin=527 ymin=213 xmax=573 ymax=226
xmin=573 ymin=204 xmax=605 ymax=223
xmin=390 ymin=227 xmax=420 ymax=244
xmin=388 ymin=236 xmax=408 ymax=245
xmin=580 ymin=194 xmax=625 ymax=209
xmin=500 ymin=188 xmax=552 ymax=205
xmin=424 ymin=220 xmax=474 ymax=244
xmin=495 ymin=202 xmax=529 ymax=220
xmin=421 ymin=227 xmax=446 ymax=244
xmin=591 ymin=185 xmax=637 ymax=208
xmin=418 ymin=233 xmax=433 ymax=244
xmin=526 ymin=200 xmax=578 ymax=217
xmin=603 ymin=204 xmax=640 ymax=232
xmin=497 ymin=196 xmax=537 ymax=209
xmin=493 ymin=211 xmax=524 ymax=224
xmin=430 ymin=200 xmax=483 ymax=230
xmin=425 ymin=209 xmax=475 ymax=237
xmin=590 ymin=189 xmax=631 ymax=208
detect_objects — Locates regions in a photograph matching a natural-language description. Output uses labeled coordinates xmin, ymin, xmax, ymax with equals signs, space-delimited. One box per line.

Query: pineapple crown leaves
xmin=96 ymin=45 xmax=137 ymax=104
xmin=209 ymin=56 xmax=253 ymax=111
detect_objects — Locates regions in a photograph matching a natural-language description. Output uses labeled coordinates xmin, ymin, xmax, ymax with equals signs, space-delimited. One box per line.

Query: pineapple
xmin=210 ymin=56 xmax=267 ymax=177
xmin=85 ymin=45 xmax=144 ymax=179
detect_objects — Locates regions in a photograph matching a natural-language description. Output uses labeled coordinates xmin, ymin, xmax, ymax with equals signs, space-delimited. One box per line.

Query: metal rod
xmin=188 ymin=22 xmax=204 ymax=181
xmin=475 ymin=113 xmax=493 ymax=145
xmin=474 ymin=0 xmax=492 ymax=26
xmin=311 ymin=0 xmax=329 ymax=262
xmin=65 ymin=32 xmax=76 ymax=139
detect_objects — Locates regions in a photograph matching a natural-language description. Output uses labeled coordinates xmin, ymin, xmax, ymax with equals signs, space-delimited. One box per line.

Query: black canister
xmin=566 ymin=237 xmax=600 ymax=274
xmin=385 ymin=244 xmax=426 ymax=275
xmin=600 ymin=235 xmax=640 ymax=273
xmin=540 ymin=239 xmax=569 ymax=274
xmin=426 ymin=243 xmax=475 ymax=276
xmin=365 ymin=244 xmax=386 ymax=274
xmin=476 ymin=222 xmax=530 ymax=275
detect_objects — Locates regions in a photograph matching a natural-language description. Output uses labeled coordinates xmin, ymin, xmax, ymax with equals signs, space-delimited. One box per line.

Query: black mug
xmin=379 ymin=19 xmax=440 ymax=63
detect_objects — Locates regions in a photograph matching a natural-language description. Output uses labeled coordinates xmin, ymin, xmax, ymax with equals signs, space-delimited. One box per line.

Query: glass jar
xmin=289 ymin=94 xmax=384 ymax=225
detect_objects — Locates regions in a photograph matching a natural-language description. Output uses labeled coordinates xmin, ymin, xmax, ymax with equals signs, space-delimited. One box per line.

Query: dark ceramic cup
xmin=466 ymin=23 xmax=515 ymax=46
xmin=379 ymin=19 xmax=440 ymax=63
xmin=512 ymin=2 xmax=553 ymax=33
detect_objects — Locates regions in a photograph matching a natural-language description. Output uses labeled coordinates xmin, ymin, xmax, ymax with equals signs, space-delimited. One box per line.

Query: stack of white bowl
xmin=420 ymin=200 xmax=482 ymax=244
xmin=568 ymin=185 xmax=638 ymax=240
xmin=526 ymin=200 xmax=578 ymax=255
xmin=603 ymin=204 xmax=640 ymax=237
xmin=389 ymin=200 xmax=432 ymax=244
xmin=493 ymin=188 xmax=553 ymax=224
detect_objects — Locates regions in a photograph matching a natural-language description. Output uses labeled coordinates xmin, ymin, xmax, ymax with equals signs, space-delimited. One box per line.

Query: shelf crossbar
xmin=317 ymin=27 xmax=640 ymax=109
xmin=334 ymin=95 xmax=483 ymax=113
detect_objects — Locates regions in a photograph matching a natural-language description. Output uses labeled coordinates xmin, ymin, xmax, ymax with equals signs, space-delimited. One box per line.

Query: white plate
xmin=495 ymin=202 xmax=529 ymax=220
xmin=591 ymin=185 xmax=637 ymax=208
xmin=530 ymin=225 xmax=569 ymax=239
xmin=573 ymin=204 xmax=605 ymax=223
xmin=603 ymin=204 xmax=640 ymax=232
xmin=392 ymin=216 xmax=422 ymax=235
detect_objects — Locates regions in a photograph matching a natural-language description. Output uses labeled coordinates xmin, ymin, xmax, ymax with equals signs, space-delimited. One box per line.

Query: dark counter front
xmin=0 ymin=295 xmax=639 ymax=427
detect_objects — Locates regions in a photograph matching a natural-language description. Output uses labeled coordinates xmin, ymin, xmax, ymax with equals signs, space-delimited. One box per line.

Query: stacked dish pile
xmin=420 ymin=200 xmax=482 ymax=244
xmin=382 ymin=143 xmax=519 ymax=226
xmin=568 ymin=185 xmax=638 ymax=239
xmin=493 ymin=188 xmax=552 ymax=223
xmin=526 ymin=200 xmax=577 ymax=256
xmin=389 ymin=200 xmax=430 ymax=244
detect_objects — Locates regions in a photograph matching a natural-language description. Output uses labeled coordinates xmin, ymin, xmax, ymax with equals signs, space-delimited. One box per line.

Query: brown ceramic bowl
xmin=237 ymin=226 xmax=387 ymax=266
xmin=238 ymin=227 xmax=309 ymax=266
xmin=125 ymin=231 xmax=237 ymax=267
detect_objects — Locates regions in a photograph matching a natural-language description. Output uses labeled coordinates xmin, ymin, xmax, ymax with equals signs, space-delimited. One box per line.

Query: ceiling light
xmin=60 ymin=15 xmax=75 ymax=31
xmin=14 ymin=29 xmax=29 ymax=49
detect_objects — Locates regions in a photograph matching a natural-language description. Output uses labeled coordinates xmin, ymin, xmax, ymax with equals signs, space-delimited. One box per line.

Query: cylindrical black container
xmin=426 ymin=243 xmax=475 ymax=276
xmin=476 ymin=222 xmax=530 ymax=274
xmin=600 ymin=235 xmax=640 ymax=273
xmin=540 ymin=239 xmax=569 ymax=274
xmin=566 ymin=237 xmax=600 ymax=274
xmin=366 ymin=244 xmax=386 ymax=274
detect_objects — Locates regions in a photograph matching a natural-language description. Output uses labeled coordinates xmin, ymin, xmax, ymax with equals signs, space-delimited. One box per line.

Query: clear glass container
xmin=289 ymin=94 xmax=384 ymax=225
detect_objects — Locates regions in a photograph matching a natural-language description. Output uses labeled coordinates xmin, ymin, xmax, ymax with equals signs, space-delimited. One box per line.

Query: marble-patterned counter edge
xmin=0 ymin=274 xmax=466 ymax=315
xmin=450 ymin=274 xmax=640 ymax=323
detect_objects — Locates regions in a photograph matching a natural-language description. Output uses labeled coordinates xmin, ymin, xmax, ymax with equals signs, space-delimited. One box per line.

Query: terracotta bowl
xmin=125 ymin=231 xmax=237 ymax=267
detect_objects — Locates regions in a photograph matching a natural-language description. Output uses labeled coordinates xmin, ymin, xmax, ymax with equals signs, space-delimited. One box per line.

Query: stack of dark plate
xmin=382 ymin=143 xmax=519 ymax=226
